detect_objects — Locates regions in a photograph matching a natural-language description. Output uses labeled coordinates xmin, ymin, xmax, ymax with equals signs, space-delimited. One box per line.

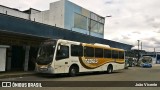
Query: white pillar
xmin=0 ymin=45 xmax=9 ymax=72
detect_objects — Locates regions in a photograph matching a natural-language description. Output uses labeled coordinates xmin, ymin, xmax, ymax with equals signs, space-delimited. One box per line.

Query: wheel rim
xmin=71 ymin=68 xmax=76 ymax=75
xmin=107 ymin=66 xmax=112 ymax=73
xmin=109 ymin=68 xmax=112 ymax=73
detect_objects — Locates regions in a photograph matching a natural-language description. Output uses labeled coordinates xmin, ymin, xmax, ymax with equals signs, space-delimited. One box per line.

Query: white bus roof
xmin=94 ymin=43 xmax=110 ymax=48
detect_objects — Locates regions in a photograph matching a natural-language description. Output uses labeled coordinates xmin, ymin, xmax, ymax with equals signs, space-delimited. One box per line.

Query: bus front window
xmin=142 ymin=56 xmax=152 ymax=64
xmin=36 ymin=40 xmax=57 ymax=65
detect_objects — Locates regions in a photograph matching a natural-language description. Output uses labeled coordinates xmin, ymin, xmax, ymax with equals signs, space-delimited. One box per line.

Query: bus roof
xmin=55 ymin=39 xmax=124 ymax=51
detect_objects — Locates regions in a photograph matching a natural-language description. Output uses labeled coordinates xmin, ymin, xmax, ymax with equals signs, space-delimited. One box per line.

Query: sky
xmin=0 ymin=0 xmax=160 ymax=52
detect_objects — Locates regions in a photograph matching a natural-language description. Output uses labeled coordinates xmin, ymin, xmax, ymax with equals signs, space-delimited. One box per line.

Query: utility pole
xmin=154 ymin=48 xmax=156 ymax=55
xmin=137 ymin=40 xmax=140 ymax=65
xmin=138 ymin=40 xmax=140 ymax=51
xmin=141 ymin=42 xmax=142 ymax=50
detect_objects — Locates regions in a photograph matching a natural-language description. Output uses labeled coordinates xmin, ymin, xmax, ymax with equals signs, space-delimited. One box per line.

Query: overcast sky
xmin=0 ymin=0 xmax=160 ymax=52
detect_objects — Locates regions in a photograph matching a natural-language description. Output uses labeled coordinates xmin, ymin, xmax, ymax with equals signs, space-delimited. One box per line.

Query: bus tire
xmin=69 ymin=66 xmax=78 ymax=77
xmin=107 ymin=65 xmax=113 ymax=74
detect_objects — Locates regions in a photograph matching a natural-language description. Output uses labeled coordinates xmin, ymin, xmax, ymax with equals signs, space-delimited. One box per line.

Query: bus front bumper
xmin=36 ymin=65 xmax=55 ymax=74
xmin=142 ymin=64 xmax=152 ymax=68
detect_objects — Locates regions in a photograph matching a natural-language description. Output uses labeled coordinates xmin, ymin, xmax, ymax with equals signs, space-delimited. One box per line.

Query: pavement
xmin=0 ymin=64 xmax=160 ymax=79
xmin=0 ymin=71 xmax=36 ymax=79
xmin=153 ymin=64 xmax=160 ymax=66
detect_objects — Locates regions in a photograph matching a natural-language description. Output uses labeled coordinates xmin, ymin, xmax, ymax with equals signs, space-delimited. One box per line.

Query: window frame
xmin=74 ymin=13 xmax=88 ymax=30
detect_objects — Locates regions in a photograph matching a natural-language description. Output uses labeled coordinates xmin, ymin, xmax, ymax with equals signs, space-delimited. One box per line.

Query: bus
xmin=142 ymin=54 xmax=160 ymax=64
xmin=35 ymin=39 xmax=125 ymax=76
xmin=139 ymin=56 xmax=152 ymax=68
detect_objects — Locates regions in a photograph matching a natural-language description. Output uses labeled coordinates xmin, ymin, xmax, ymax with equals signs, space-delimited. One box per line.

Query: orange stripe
xmin=79 ymin=57 xmax=124 ymax=69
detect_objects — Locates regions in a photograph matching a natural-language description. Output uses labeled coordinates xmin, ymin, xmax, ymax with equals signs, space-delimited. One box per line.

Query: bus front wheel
xmin=107 ymin=65 xmax=113 ymax=74
xmin=69 ymin=66 xmax=78 ymax=77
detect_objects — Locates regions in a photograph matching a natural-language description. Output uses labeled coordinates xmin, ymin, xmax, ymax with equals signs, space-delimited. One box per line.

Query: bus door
xmin=54 ymin=44 xmax=69 ymax=73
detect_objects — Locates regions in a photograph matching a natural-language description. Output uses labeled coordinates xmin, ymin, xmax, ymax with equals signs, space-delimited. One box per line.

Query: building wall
xmin=64 ymin=0 xmax=89 ymax=35
xmin=49 ymin=0 xmax=65 ymax=28
xmin=30 ymin=9 xmax=40 ymax=14
xmin=0 ymin=0 xmax=104 ymax=38
xmin=31 ymin=10 xmax=49 ymax=25
xmin=0 ymin=48 xmax=6 ymax=71
xmin=64 ymin=0 xmax=104 ymax=38
xmin=30 ymin=0 xmax=65 ymax=28
xmin=30 ymin=0 xmax=104 ymax=38
xmin=0 ymin=5 xmax=29 ymax=19
xmin=0 ymin=46 xmax=7 ymax=71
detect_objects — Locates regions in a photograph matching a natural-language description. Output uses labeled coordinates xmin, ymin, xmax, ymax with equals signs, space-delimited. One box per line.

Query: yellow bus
xmin=35 ymin=39 xmax=125 ymax=76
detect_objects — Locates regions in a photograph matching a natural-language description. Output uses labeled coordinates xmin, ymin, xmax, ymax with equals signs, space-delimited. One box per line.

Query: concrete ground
xmin=0 ymin=65 xmax=160 ymax=90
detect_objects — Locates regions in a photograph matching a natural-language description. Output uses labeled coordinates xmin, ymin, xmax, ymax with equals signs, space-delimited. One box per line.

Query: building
xmin=0 ymin=1 xmax=133 ymax=72
xmin=30 ymin=0 xmax=105 ymax=38
xmin=0 ymin=0 xmax=105 ymax=38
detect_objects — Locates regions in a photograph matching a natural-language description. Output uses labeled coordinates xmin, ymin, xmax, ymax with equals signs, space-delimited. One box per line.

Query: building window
xmin=90 ymin=19 xmax=104 ymax=34
xmin=98 ymin=23 xmax=104 ymax=34
xmin=74 ymin=13 xmax=87 ymax=30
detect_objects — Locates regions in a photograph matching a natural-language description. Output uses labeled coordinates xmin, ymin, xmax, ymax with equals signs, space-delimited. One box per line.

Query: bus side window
xmin=56 ymin=45 xmax=69 ymax=60
xmin=95 ymin=48 xmax=103 ymax=58
xmin=119 ymin=51 xmax=124 ymax=59
xmin=104 ymin=49 xmax=111 ymax=58
xmin=71 ymin=45 xmax=83 ymax=56
xmin=112 ymin=50 xmax=118 ymax=59
xmin=84 ymin=46 xmax=94 ymax=57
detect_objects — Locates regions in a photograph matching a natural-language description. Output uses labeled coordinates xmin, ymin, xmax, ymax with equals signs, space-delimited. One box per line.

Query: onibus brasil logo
xmin=1 ymin=82 xmax=42 ymax=87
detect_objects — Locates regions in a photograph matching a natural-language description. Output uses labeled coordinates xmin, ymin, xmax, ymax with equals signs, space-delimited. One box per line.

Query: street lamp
xmin=88 ymin=15 xmax=112 ymax=36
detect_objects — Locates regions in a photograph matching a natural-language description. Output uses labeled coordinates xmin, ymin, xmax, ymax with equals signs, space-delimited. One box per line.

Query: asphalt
xmin=0 ymin=64 xmax=160 ymax=79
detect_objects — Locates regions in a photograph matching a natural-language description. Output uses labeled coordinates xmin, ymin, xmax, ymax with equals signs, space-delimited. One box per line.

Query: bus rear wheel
xmin=107 ymin=65 xmax=113 ymax=74
xmin=69 ymin=66 xmax=78 ymax=77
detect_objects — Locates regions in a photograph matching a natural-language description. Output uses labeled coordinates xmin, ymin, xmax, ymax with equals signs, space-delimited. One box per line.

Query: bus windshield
xmin=142 ymin=56 xmax=152 ymax=63
xmin=36 ymin=40 xmax=57 ymax=65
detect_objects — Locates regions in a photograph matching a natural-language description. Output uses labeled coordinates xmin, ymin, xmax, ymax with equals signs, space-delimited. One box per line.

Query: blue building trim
xmin=0 ymin=13 xmax=133 ymax=50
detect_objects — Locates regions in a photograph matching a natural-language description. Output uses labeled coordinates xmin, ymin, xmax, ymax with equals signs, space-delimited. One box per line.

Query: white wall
xmin=0 ymin=6 xmax=29 ymax=19
xmin=31 ymin=10 xmax=49 ymax=25
xmin=0 ymin=45 xmax=9 ymax=71
xmin=31 ymin=0 xmax=65 ymax=28
xmin=49 ymin=0 xmax=65 ymax=28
